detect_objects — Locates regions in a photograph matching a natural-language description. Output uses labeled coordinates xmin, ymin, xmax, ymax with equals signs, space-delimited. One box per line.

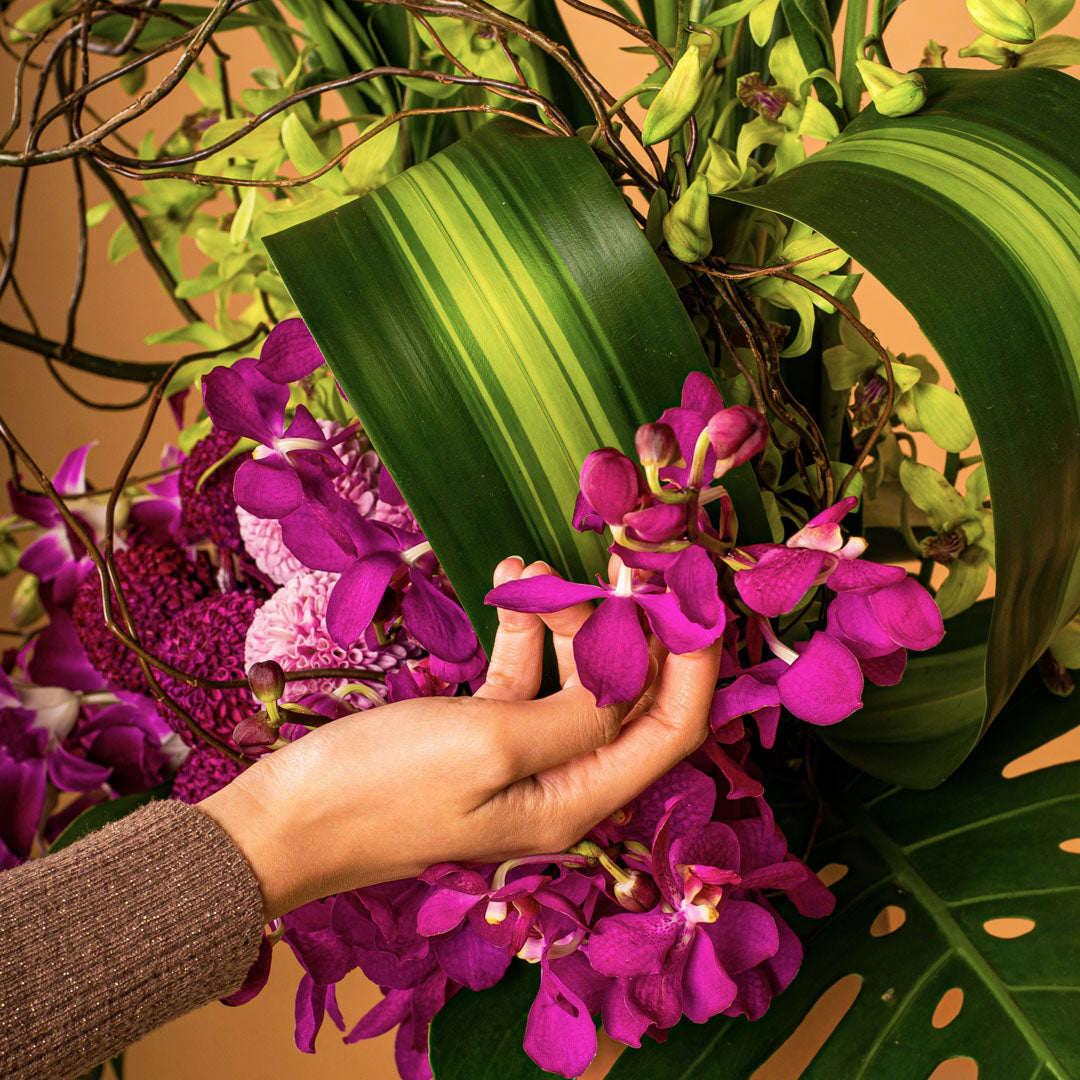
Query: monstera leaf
xmin=606 ymin=677 xmax=1080 ymax=1079
xmin=266 ymin=119 xmax=768 ymax=651
xmin=724 ymin=67 xmax=1080 ymax=783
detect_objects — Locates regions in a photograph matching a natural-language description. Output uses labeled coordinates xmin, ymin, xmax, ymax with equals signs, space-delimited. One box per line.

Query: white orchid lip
xmin=254 ymin=436 xmax=329 ymax=459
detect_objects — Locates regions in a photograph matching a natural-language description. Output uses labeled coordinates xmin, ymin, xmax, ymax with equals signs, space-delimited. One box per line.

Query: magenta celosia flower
xmin=244 ymin=570 xmax=412 ymax=705
xmin=170 ymin=744 xmax=244 ymax=803
xmin=179 ymin=428 xmax=246 ymax=551
xmin=71 ymin=545 xmax=216 ymax=693
xmin=158 ymin=590 xmax=265 ymax=744
xmin=486 ymin=566 xmax=726 ymax=707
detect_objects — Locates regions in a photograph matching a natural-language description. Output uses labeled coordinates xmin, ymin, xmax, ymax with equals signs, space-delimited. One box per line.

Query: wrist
xmin=198 ymin=771 xmax=305 ymax=921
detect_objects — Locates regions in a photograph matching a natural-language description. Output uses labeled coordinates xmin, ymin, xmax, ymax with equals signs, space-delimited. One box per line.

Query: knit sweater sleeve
xmin=0 ymin=798 xmax=266 ymax=1080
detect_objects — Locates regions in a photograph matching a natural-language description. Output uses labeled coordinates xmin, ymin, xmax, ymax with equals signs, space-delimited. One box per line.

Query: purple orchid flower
xmin=587 ymin=801 xmax=783 ymax=1034
xmin=9 ymin=444 xmax=97 ymax=602
xmin=711 ymin=630 xmax=865 ymax=745
xmin=487 ymin=565 xmax=726 ymax=707
xmin=202 ymin=358 xmax=348 ymax=520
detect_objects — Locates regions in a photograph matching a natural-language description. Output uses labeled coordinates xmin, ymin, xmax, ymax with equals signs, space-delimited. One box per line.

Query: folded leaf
xmin=722 ymin=67 xmax=1080 ymax=780
xmin=267 ymin=121 xmax=768 ymax=650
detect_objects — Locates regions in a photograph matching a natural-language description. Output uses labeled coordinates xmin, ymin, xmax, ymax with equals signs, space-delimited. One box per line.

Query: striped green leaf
xmin=607 ymin=677 xmax=1080 ymax=1079
xmin=266 ymin=120 xmax=768 ymax=650
xmin=723 ymin=68 xmax=1080 ymax=782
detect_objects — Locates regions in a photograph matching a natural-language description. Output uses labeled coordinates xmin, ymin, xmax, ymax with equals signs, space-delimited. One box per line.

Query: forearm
xmin=0 ymin=799 xmax=265 ymax=1080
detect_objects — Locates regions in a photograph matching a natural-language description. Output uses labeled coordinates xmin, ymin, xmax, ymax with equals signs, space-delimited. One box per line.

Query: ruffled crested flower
xmin=158 ymin=591 xmax=265 ymax=744
xmin=245 ymin=570 xmax=413 ymax=705
xmin=180 ymin=427 xmax=247 ymax=551
xmin=71 ymin=545 xmax=216 ymax=693
xmin=170 ymin=744 xmax=244 ymax=803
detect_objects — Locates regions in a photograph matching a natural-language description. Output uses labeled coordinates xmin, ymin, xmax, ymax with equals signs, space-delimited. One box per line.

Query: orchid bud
xmin=579 ymin=448 xmax=643 ymax=525
xmin=247 ymin=660 xmax=286 ymax=704
xmin=855 ymin=60 xmax=928 ymax=118
xmin=11 ymin=573 xmax=44 ymax=628
xmin=921 ymin=39 xmax=948 ymax=67
xmin=705 ymin=406 xmax=768 ymax=475
xmin=965 ymin=0 xmax=1036 ymax=42
xmin=662 ymin=174 xmax=712 ymax=264
xmin=613 ymin=871 xmax=662 ymax=913
xmin=622 ymin=502 xmax=687 ymax=543
xmin=635 ymin=422 xmax=681 ymax=470
xmin=642 ymin=45 xmax=707 ymax=147
xmin=233 ymin=712 xmax=279 ymax=758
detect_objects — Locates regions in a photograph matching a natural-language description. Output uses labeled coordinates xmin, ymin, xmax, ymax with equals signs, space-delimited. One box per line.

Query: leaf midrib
xmin=846 ymin=799 xmax=1072 ymax=1079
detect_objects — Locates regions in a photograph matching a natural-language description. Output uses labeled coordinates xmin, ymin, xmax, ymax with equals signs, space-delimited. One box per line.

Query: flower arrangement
xmin=2 ymin=0 xmax=1080 ymax=1077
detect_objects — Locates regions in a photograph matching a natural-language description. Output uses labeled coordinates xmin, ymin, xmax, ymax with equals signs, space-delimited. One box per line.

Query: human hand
xmin=199 ymin=557 xmax=720 ymax=920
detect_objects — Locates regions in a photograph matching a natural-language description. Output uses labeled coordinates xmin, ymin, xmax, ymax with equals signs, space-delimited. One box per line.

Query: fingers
xmin=474 ymin=558 xmax=546 ymax=701
xmin=524 ymin=640 xmax=721 ymax=834
xmin=533 ymin=569 xmax=594 ymax=687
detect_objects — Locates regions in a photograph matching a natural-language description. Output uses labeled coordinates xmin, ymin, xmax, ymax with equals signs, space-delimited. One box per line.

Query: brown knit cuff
xmin=0 ymin=798 xmax=265 ymax=1080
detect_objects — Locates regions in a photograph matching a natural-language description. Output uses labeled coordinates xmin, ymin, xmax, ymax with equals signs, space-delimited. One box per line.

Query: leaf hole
xmin=816 ymin=862 xmax=848 ymax=888
xmin=870 ymin=905 xmax=906 ymax=937
xmin=983 ymin=917 xmax=1035 ymax=939
xmin=1001 ymin=723 xmax=1080 ymax=778
xmin=1060 ymin=838 xmax=1080 ymax=854
xmin=749 ymin=974 xmax=862 ymax=1080
xmin=931 ymin=987 xmax=964 ymax=1029
xmin=928 ymin=1057 xmax=978 ymax=1080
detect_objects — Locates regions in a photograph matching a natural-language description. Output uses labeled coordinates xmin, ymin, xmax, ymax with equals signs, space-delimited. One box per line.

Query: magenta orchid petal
xmin=636 ymin=589 xmax=726 ymax=654
xmin=869 ymin=577 xmax=945 ymax=651
xmin=579 ymin=448 xmax=643 ymax=525
xmin=623 ymin=501 xmax=686 ymax=543
xmin=664 ymin=545 xmax=721 ymax=628
xmin=588 ymin=911 xmax=676 ymax=977
xmin=805 ymin=495 xmax=859 ymax=528
xmin=669 ymin=822 xmax=740 ymax=877
xmin=432 ymin=927 xmax=511 ymax=991
xmin=486 ymin=575 xmax=607 ymax=614
xmin=681 ymin=928 xmax=738 ymax=1023
xmin=416 ymin=890 xmax=483 ymax=936
xmin=279 ymin=505 xmax=355 ymax=572
xmin=705 ymin=406 xmax=767 ymax=474
xmin=827 ymin=558 xmax=908 ymax=592
xmin=325 ymin=553 xmax=399 ymax=645
xmin=525 ymin=963 xmax=598 ymax=1079
xmin=403 ymin=569 xmax=480 ymax=663
xmin=710 ymin=671 xmax=782 ymax=730
xmin=203 ymin=360 xmax=285 ymax=444
xmin=705 ymin=898 xmax=781 ymax=974
xmin=19 ymin=533 xmax=75 ymax=580
xmin=735 ymin=547 xmax=830 ymax=617
xmin=257 ymin=318 xmax=325 ymax=382
xmin=572 ymin=491 xmax=605 ymax=534
xmin=345 ymin=987 xmax=414 ymax=1042
xmin=233 ymin=457 xmax=304 ymax=519
xmin=826 ymin=590 xmax=903 ymax=658
xmin=52 ymin=444 xmax=92 ymax=497
xmin=574 ymin=595 xmax=650 ymax=707
xmin=45 ymin=744 xmax=111 ymax=792
xmin=777 ymin=632 xmax=864 ymax=725
xmin=860 ymin=648 xmax=908 ymax=686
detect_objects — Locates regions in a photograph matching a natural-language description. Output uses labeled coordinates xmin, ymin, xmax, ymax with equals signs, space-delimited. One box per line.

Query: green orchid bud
xmin=642 ymin=45 xmax=707 ymax=147
xmin=965 ymin=0 xmax=1036 ymax=43
xmin=856 ymin=60 xmax=928 ymax=118
xmin=921 ymin=39 xmax=948 ymax=67
xmin=11 ymin=574 xmax=44 ymax=629
xmin=958 ymin=33 xmax=1013 ymax=63
xmin=662 ymin=175 xmax=712 ymax=263
xmin=0 ymin=532 xmax=20 ymax=576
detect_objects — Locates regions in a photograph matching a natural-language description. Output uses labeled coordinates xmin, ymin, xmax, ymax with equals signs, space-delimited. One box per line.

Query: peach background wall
xmin=2 ymin=2 xmax=1078 ymax=1078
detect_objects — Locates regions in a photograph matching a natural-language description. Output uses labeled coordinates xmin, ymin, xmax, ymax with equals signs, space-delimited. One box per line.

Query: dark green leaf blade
xmin=267 ymin=120 xmax=767 ymax=652
xmin=722 ymin=67 xmax=1080 ymax=779
xmin=608 ymin=678 xmax=1080 ymax=1079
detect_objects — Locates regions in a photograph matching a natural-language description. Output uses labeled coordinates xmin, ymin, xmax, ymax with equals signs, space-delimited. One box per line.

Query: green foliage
xmin=607 ymin=676 xmax=1080 ymax=1078
xmin=265 ymin=119 xmax=768 ymax=652
xmin=722 ymin=67 xmax=1080 ymax=777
